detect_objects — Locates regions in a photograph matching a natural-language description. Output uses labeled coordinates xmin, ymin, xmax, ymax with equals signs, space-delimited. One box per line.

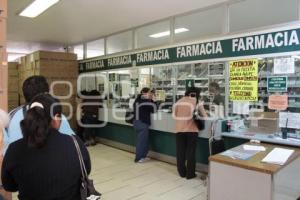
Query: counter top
xmin=222 ymin=131 xmax=300 ymax=147
xmin=98 ymin=108 xmax=224 ymax=138
xmin=209 ymin=143 xmax=300 ymax=174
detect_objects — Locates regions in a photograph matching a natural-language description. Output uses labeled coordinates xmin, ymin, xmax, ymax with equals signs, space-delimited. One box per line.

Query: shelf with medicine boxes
xmin=256 ymin=57 xmax=300 ymax=113
xmin=151 ymin=66 xmax=174 ymax=107
xmin=175 ymin=63 xmax=226 ymax=105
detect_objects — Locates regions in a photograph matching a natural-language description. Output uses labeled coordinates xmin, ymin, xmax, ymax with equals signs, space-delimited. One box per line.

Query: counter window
xmin=228 ymin=56 xmax=300 ymax=136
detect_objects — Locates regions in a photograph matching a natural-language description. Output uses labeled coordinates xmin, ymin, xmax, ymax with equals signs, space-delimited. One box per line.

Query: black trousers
xmin=81 ymin=115 xmax=99 ymax=142
xmin=176 ymin=132 xmax=198 ymax=179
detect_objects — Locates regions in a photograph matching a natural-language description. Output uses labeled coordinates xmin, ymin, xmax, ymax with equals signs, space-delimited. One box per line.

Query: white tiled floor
xmin=13 ymin=144 xmax=207 ymax=200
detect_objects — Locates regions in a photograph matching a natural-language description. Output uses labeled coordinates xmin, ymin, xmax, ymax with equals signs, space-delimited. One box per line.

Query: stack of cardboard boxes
xmin=8 ymin=62 xmax=19 ymax=111
xmin=18 ymin=51 xmax=78 ymax=129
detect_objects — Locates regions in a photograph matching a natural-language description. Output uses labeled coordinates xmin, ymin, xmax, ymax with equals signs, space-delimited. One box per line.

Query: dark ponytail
xmin=21 ymin=94 xmax=62 ymax=148
xmin=21 ymin=107 xmax=50 ymax=148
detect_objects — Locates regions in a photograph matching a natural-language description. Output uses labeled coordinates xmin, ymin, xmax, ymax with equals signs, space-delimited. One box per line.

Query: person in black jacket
xmin=1 ymin=94 xmax=91 ymax=200
xmin=133 ymin=87 xmax=157 ymax=163
xmin=81 ymin=90 xmax=102 ymax=146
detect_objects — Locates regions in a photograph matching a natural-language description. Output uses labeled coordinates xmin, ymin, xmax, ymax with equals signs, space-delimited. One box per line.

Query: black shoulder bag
xmin=193 ymin=98 xmax=205 ymax=131
xmin=125 ymin=108 xmax=134 ymax=124
xmin=71 ymin=136 xmax=101 ymax=200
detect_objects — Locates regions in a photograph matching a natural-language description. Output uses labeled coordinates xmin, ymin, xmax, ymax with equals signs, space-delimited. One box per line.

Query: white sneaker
xmin=137 ymin=159 xmax=146 ymax=163
xmin=143 ymin=157 xmax=151 ymax=161
xmin=137 ymin=158 xmax=151 ymax=163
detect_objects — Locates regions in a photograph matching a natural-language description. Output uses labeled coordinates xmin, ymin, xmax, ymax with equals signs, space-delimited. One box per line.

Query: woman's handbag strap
xmin=71 ymin=135 xmax=88 ymax=179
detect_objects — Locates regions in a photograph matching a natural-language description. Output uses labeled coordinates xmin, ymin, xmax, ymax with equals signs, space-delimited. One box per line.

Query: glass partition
xmin=73 ymin=44 xmax=84 ymax=60
xmin=86 ymin=39 xmax=105 ymax=58
xmin=174 ymin=6 xmax=224 ymax=42
xmin=229 ymin=0 xmax=298 ymax=32
xmin=136 ymin=21 xmax=170 ymax=49
xmin=108 ymin=69 xmax=131 ymax=109
xmin=151 ymin=66 xmax=174 ymax=111
xmin=107 ymin=31 xmax=133 ymax=54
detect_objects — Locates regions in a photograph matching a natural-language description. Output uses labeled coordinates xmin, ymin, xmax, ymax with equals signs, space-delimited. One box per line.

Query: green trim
xmin=79 ymin=27 xmax=300 ymax=73
xmin=96 ymin=123 xmax=210 ymax=164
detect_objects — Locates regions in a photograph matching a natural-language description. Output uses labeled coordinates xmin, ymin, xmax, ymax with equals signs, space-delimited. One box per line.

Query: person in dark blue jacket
xmin=133 ymin=87 xmax=157 ymax=163
xmin=1 ymin=94 xmax=91 ymax=200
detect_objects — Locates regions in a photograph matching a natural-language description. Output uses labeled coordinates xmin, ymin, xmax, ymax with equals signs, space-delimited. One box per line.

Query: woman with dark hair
xmin=173 ymin=87 xmax=207 ymax=179
xmin=1 ymin=94 xmax=91 ymax=200
xmin=133 ymin=87 xmax=157 ymax=163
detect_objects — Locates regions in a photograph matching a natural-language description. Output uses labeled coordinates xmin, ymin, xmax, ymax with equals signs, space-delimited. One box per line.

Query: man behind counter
xmin=204 ymin=82 xmax=224 ymax=109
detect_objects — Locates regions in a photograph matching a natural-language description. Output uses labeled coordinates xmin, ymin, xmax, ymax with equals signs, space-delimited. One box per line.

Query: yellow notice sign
xmin=229 ymin=59 xmax=258 ymax=101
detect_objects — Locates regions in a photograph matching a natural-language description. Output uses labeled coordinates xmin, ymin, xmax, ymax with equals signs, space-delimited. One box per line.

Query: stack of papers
xmin=221 ymin=150 xmax=255 ymax=160
xmin=243 ymin=145 xmax=266 ymax=151
xmin=262 ymin=148 xmax=294 ymax=165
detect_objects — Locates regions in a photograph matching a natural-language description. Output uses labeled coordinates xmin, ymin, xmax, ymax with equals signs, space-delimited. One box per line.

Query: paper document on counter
xmin=221 ymin=150 xmax=256 ymax=160
xmin=243 ymin=145 xmax=266 ymax=151
xmin=262 ymin=148 xmax=294 ymax=165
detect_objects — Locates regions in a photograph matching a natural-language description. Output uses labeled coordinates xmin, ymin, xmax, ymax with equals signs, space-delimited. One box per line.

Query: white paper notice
xmin=243 ymin=145 xmax=266 ymax=151
xmin=233 ymin=101 xmax=250 ymax=115
xmin=262 ymin=148 xmax=294 ymax=165
xmin=274 ymin=57 xmax=295 ymax=74
xmin=279 ymin=112 xmax=300 ymax=129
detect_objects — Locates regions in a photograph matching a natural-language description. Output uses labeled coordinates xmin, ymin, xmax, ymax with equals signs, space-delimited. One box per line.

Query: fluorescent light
xmin=175 ymin=28 xmax=189 ymax=34
xmin=19 ymin=0 xmax=60 ymax=18
xmin=149 ymin=28 xmax=189 ymax=38
xmin=149 ymin=31 xmax=170 ymax=38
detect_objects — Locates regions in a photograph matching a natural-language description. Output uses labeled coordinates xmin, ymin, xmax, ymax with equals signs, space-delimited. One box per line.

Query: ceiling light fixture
xmin=149 ymin=28 xmax=189 ymax=38
xmin=19 ymin=0 xmax=60 ymax=18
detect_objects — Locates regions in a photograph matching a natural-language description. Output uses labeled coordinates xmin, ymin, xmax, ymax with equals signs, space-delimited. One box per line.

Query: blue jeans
xmin=133 ymin=120 xmax=150 ymax=162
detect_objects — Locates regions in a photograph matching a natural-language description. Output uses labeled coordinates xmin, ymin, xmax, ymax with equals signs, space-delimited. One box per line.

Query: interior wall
xmin=0 ymin=0 xmax=7 ymax=111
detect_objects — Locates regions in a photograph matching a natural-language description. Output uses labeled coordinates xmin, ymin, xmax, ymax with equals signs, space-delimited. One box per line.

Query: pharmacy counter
xmin=99 ymin=108 xmax=224 ymax=138
xmin=96 ymin=108 xmax=224 ymax=167
xmin=209 ymin=143 xmax=300 ymax=200
xmin=222 ymin=131 xmax=300 ymax=148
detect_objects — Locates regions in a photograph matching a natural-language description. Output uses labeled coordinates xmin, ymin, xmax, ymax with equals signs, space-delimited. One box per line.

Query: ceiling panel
xmin=7 ymin=0 xmax=230 ymax=45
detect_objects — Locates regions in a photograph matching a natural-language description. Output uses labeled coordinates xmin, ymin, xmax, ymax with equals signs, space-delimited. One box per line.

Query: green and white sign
xmin=79 ymin=26 xmax=300 ymax=73
xmin=185 ymin=79 xmax=195 ymax=89
xmin=267 ymin=76 xmax=287 ymax=92
xmin=131 ymin=78 xmax=139 ymax=87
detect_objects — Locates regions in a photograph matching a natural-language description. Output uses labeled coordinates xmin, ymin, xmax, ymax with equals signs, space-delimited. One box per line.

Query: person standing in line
xmin=173 ymin=87 xmax=207 ymax=179
xmin=133 ymin=87 xmax=157 ymax=163
xmin=5 ymin=76 xmax=75 ymax=151
xmin=1 ymin=94 xmax=91 ymax=200
xmin=81 ymin=90 xmax=103 ymax=146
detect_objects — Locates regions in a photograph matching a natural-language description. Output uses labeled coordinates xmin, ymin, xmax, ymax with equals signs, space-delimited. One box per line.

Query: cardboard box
xmin=8 ymin=76 xmax=18 ymax=84
xmin=33 ymin=51 xmax=77 ymax=61
xmin=0 ymin=0 xmax=7 ymax=18
xmin=8 ymin=62 xmax=18 ymax=69
xmin=8 ymin=100 xmax=19 ymax=111
xmin=19 ymin=95 xmax=25 ymax=104
xmin=8 ymin=69 xmax=18 ymax=77
xmin=8 ymin=78 xmax=18 ymax=92
xmin=48 ymin=78 xmax=77 ymax=96
xmin=8 ymin=92 xmax=18 ymax=101
xmin=34 ymin=60 xmax=78 ymax=78
xmin=249 ymin=111 xmax=279 ymax=133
